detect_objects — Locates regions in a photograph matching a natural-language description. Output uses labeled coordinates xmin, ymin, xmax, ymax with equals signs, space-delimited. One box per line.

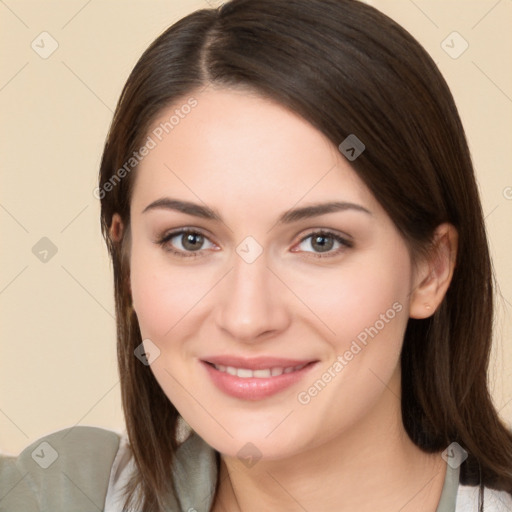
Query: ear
xmin=109 ymin=213 xmax=124 ymax=243
xmin=409 ymin=223 xmax=458 ymax=319
xmin=109 ymin=213 xmax=132 ymax=296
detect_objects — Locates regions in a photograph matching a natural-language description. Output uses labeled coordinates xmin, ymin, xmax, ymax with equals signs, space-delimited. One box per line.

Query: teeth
xmin=253 ymin=369 xmax=272 ymax=378
xmin=213 ymin=363 xmax=307 ymax=378
xmin=237 ymin=368 xmax=253 ymax=378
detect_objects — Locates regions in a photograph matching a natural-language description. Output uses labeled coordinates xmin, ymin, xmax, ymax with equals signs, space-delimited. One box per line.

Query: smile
xmin=201 ymin=358 xmax=318 ymax=400
xmin=211 ymin=363 xmax=309 ymax=378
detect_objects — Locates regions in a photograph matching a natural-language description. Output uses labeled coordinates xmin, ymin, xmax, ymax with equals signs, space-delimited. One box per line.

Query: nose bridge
xmin=215 ymin=245 xmax=288 ymax=341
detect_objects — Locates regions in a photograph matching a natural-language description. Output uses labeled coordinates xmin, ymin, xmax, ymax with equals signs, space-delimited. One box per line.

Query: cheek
xmin=293 ymin=244 xmax=412 ymax=354
xmin=335 ymin=264 xmax=408 ymax=344
xmin=288 ymin=250 xmax=411 ymax=444
xmin=323 ymin=243 xmax=411 ymax=387
xmin=130 ymin=242 xmax=208 ymax=340
xmin=130 ymin=242 xmax=181 ymax=340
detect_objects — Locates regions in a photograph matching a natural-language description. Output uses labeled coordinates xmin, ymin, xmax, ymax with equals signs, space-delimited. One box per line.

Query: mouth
xmin=200 ymin=357 xmax=318 ymax=400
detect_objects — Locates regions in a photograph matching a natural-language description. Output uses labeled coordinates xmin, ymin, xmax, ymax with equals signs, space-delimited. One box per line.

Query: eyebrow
xmin=142 ymin=197 xmax=371 ymax=224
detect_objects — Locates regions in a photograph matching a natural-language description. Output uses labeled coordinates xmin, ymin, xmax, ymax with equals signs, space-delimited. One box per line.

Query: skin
xmin=110 ymin=86 xmax=458 ymax=512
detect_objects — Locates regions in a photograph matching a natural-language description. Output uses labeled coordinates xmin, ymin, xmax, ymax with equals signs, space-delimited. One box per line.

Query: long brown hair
xmin=98 ymin=0 xmax=512 ymax=510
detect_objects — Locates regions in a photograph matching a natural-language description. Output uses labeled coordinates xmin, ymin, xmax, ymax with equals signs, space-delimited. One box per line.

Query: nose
xmin=214 ymin=249 xmax=291 ymax=343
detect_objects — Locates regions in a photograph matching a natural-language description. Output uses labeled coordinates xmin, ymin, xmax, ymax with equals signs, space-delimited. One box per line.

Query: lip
xmin=200 ymin=356 xmax=318 ymax=401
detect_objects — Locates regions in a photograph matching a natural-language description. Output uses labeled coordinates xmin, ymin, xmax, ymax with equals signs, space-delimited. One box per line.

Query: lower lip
xmin=201 ymin=360 xmax=317 ymax=400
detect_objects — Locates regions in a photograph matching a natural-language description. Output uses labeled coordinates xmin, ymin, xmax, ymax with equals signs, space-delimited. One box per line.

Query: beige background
xmin=0 ymin=0 xmax=511 ymax=456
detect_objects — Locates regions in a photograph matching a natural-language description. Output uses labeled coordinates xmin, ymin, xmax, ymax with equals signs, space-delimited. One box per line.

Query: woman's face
xmin=128 ymin=87 xmax=418 ymax=460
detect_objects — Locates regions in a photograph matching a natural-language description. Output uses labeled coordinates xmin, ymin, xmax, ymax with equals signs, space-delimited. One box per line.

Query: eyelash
xmin=155 ymin=228 xmax=353 ymax=259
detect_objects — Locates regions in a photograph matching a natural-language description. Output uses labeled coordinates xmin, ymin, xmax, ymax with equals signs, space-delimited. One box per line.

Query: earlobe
xmin=409 ymin=223 xmax=458 ymax=319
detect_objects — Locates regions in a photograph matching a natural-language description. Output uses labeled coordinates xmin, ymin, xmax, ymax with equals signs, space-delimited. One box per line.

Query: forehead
xmin=131 ymin=88 xmax=375 ymax=217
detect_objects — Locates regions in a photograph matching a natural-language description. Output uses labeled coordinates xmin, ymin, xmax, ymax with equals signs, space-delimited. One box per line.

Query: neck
xmin=212 ymin=368 xmax=447 ymax=512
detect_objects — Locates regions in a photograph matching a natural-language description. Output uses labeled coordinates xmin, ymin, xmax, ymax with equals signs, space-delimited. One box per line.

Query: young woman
xmin=1 ymin=1 xmax=511 ymax=511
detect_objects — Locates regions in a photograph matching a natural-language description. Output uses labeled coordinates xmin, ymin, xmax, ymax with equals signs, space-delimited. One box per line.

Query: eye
xmin=156 ymin=228 xmax=352 ymax=259
xmin=292 ymin=230 xmax=352 ymax=258
xmin=155 ymin=228 xmax=216 ymax=258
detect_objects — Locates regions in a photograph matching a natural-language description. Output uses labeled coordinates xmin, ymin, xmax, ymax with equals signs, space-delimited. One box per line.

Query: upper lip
xmin=202 ymin=355 xmax=317 ymax=370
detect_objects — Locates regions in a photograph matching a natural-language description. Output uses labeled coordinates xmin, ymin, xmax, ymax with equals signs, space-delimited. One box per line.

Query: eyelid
xmin=296 ymin=227 xmax=354 ymax=245
xmin=158 ymin=226 xmax=211 ymax=241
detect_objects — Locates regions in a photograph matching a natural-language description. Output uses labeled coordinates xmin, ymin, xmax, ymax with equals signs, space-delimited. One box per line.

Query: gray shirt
xmin=1 ymin=426 xmax=511 ymax=511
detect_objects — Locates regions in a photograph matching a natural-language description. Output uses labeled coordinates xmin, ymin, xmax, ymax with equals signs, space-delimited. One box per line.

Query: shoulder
xmin=0 ymin=425 xmax=121 ymax=512
xmin=105 ymin=428 xmax=218 ymax=512
xmin=456 ymin=484 xmax=512 ymax=511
